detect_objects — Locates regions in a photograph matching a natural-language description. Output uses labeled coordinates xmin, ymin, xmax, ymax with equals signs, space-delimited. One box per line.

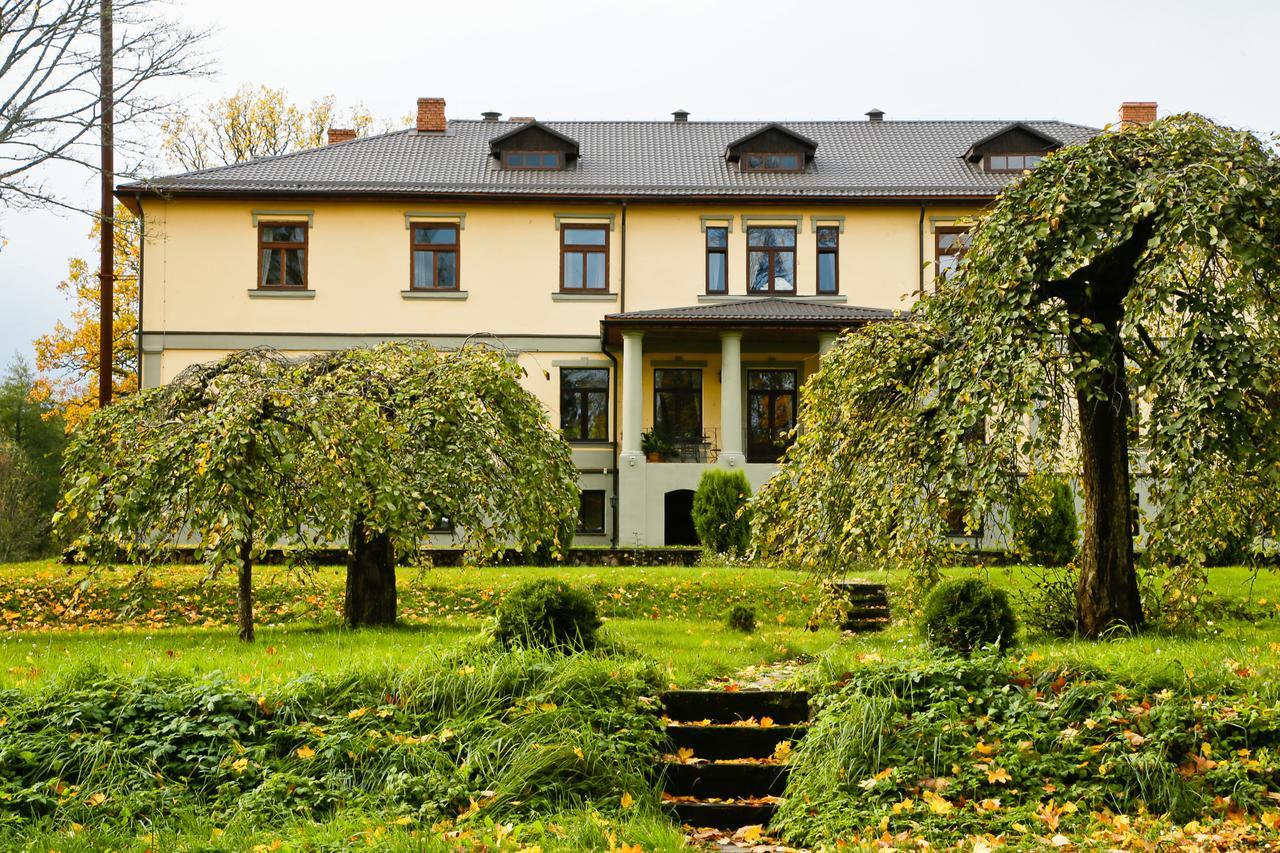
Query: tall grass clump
xmin=772 ymin=654 xmax=1280 ymax=847
xmin=0 ymin=645 xmax=662 ymax=837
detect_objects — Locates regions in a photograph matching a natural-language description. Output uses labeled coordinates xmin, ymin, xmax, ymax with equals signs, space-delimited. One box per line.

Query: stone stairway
xmin=830 ymin=580 xmax=892 ymax=632
xmin=659 ymin=689 xmax=809 ymax=830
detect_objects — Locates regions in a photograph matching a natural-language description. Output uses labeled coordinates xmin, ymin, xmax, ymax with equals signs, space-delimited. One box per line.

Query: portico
xmin=602 ymin=298 xmax=899 ymax=546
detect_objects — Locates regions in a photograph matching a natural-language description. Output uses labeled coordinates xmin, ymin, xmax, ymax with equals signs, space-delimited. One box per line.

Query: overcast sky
xmin=1 ymin=0 xmax=1276 ymax=368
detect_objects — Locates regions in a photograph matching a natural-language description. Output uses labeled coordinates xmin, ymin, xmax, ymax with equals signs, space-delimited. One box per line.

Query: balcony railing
xmin=642 ymin=426 xmax=719 ymax=463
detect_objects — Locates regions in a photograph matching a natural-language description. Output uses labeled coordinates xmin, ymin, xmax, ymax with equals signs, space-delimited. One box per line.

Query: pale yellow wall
xmin=139 ymin=197 xmax=988 ymax=340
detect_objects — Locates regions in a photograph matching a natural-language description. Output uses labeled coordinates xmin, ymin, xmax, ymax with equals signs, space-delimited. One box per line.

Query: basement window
xmin=577 ymin=490 xmax=606 ymax=535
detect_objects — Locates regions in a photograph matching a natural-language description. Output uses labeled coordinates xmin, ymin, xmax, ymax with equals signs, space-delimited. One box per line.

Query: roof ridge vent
xmin=672 ymin=109 xmax=690 ymax=123
xmin=865 ymin=108 xmax=885 ymax=122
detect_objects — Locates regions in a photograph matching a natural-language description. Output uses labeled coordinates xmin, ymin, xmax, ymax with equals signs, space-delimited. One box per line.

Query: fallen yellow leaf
xmin=620 ymin=791 xmax=635 ymax=809
xmin=295 ymin=745 xmax=316 ymax=760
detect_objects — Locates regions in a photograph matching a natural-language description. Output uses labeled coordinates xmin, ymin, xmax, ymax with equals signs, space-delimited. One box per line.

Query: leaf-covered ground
xmin=0 ymin=561 xmax=1277 ymax=849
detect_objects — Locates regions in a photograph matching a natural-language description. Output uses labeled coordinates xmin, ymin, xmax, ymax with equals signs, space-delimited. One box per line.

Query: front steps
xmin=659 ymin=689 xmax=809 ymax=831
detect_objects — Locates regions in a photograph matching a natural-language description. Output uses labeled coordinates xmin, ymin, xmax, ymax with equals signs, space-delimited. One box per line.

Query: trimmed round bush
xmin=494 ymin=578 xmax=602 ymax=651
xmin=922 ymin=578 xmax=1018 ymax=656
xmin=726 ymin=604 xmax=757 ymax=633
xmin=692 ymin=469 xmax=753 ymax=554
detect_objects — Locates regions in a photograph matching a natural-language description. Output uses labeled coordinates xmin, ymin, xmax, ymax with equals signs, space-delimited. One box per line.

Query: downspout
xmin=135 ymin=205 xmax=144 ymax=390
xmin=604 ymin=345 xmax=620 ymax=547
xmin=605 ymin=199 xmax=627 ymax=546
xmin=917 ymin=203 xmax=926 ymax=294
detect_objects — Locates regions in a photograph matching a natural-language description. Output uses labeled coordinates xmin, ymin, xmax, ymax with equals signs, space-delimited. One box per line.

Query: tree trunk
xmin=345 ymin=517 xmax=397 ymax=627
xmin=238 ymin=537 xmax=255 ymax=642
xmin=1069 ymin=287 xmax=1143 ymax=637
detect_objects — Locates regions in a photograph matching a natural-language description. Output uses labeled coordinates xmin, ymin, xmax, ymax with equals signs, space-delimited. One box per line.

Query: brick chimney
xmin=327 ymin=128 xmax=357 ymax=145
xmin=416 ymin=97 xmax=446 ymax=133
xmin=1117 ymin=101 xmax=1157 ymax=128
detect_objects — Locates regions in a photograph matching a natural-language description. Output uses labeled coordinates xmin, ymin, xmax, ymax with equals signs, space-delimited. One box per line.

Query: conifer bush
xmin=922 ymin=577 xmax=1018 ymax=655
xmin=1008 ymin=472 xmax=1079 ymax=566
xmin=494 ymin=578 xmax=602 ymax=651
xmin=691 ymin=469 xmax=752 ymax=554
xmin=726 ymin=604 xmax=757 ymax=633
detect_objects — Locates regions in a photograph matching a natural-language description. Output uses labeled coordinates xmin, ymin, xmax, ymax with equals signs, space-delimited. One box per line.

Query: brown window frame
xmin=984 ymin=152 xmax=1046 ymax=173
xmin=559 ymin=367 xmax=610 ymax=443
xmin=705 ymin=226 xmax=728 ymax=294
xmin=739 ymin=152 xmax=804 ymax=173
xmin=746 ymin=226 xmax=797 ymax=295
xmin=933 ymin=225 xmax=972 ymax=288
xmin=816 ymin=226 xmax=840 ymax=294
xmin=256 ymin=221 xmax=309 ymax=290
xmin=408 ymin=223 xmax=461 ymax=291
xmin=559 ymin=224 xmax=610 ymax=292
xmin=501 ymin=150 xmax=563 ymax=170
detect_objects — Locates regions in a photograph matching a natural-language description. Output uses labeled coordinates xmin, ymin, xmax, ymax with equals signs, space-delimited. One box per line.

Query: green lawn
xmin=1 ymin=560 xmax=1276 ymax=691
xmin=0 ymin=561 xmax=842 ymax=689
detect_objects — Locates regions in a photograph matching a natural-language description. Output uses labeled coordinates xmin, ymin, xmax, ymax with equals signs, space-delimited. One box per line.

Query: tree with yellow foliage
xmin=161 ymin=85 xmax=378 ymax=171
xmin=33 ymin=203 xmax=140 ymax=429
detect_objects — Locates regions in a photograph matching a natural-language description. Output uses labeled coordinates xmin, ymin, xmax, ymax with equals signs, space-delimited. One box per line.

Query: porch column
xmin=618 ymin=330 xmax=649 ymax=546
xmin=818 ymin=332 xmax=838 ymax=355
xmin=621 ymin=331 xmax=644 ymax=458
xmin=719 ymin=331 xmax=745 ymax=469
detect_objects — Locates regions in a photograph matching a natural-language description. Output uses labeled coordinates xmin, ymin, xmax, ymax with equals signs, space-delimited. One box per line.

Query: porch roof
xmin=601 ymin=297 xmax=905 ymax=343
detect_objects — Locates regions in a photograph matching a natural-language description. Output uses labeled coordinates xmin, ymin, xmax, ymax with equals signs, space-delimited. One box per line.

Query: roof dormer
xmin=725 ymin=123 xmax=817 ymax=173
xmin=489 ymin=121 xmax=580 ymax=170
xmin=963 ymin=122 xmax=1060 ymax=173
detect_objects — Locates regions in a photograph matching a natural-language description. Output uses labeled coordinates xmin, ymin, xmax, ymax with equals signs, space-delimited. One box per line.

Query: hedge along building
xmin=117 ymin=99 xmax=1153 ymax=548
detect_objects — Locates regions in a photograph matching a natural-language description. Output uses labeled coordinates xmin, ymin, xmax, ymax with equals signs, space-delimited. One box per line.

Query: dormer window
xmin=986 ymin=153 xmax=1045 ymax=172
xmin=963 ymin=122 xmax=1060 ymax=174
xmin=502 ymin=151 xmax=563 ymax=170
xmin=489 ymin=120 xmax=579 ymax=171
xmin=741 ymin=153 xmax=803 ymax=173
xmin=725 ymin=123 xmax=817 ymax=174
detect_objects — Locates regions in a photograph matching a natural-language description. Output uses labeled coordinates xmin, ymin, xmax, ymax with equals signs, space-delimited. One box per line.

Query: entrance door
xmin=664 ymin=489 xmax=698 ymax=546
xmin=747 ymin=369 xmax=797 ymax=463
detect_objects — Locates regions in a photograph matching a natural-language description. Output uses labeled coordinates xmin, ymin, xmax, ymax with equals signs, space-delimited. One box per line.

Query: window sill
xmin=552 ymin=292 xmax=618 ymax=302
xmin=248 ymin=288 xmax=315 ymax=299
xmin=698 ymin=293 xmax=847 ymax=304
xmin=401 ymin=289 xmax=468 ymax=300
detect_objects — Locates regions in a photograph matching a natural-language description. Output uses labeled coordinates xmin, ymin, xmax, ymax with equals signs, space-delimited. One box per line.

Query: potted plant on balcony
xmin=641 ymin=430 xmax=673 ymax=463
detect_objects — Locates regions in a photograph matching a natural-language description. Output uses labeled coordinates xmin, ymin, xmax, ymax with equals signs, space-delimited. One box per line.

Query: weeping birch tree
xmin=298 ymin=342 xmax=579 ymax=627
xmin=753 ymin=114 xmax=1280 ymax=637
xmin=57 ymin=343 xmax=580 ymax=635
xmin=57 ymin=350 xmax=313 ymax=641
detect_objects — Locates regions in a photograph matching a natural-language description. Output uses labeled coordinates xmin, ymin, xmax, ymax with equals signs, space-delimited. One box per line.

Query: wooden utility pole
xmin=98 ymin=0 xmax=114 ymax=407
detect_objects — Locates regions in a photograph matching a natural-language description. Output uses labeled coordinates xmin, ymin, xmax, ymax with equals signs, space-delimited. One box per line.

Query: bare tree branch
xmin=0 ymin=0 xmax=210 ymax=213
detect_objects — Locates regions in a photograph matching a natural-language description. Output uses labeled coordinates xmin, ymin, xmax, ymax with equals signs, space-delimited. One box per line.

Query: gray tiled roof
xmin=604 ymin=298 xmax=902 ymax=324
xmin=119 ymin=119 xmax=1096 ymax=200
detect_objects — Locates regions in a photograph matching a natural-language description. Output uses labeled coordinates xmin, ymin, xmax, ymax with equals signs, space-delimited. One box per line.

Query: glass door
xmin=747 ymin=369 xmax=797 ymax=462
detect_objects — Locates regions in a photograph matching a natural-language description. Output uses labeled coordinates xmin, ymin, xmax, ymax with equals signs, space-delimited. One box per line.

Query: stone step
xmin=662 ymin=761 xmax=790 ymax=798
xmin=660 ymin=689 xmax=810 ymax=725
xmin=669 ymin=800 xmax=778 ymax=830
xmin=666 ymin=724 xmax=805 ymax=760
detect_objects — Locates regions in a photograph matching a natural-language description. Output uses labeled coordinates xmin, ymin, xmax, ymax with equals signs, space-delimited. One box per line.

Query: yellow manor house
xmin=117 ymin=98 xmax=1157 ymax=548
